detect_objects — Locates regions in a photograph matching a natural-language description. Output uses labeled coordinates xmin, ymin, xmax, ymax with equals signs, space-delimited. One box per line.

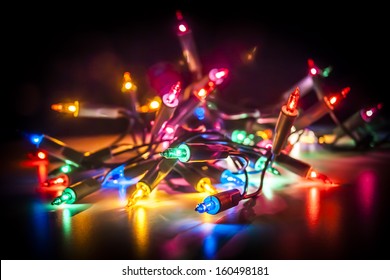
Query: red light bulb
xmin=286 ymin=87 xmax=300 ymax=113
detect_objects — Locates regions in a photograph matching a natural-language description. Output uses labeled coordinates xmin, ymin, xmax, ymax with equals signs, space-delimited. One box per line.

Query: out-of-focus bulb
xmin=51 ymin=101 xmax=80 ymax=117
xmin=121 ymin=72 xmax=137 ymax=93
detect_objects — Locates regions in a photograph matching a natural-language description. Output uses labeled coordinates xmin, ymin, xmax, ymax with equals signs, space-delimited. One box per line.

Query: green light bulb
xmin=51 ymin=188 xmax=76 ymax=205
xmin=60 ymin=165 xmax=72 ymax=173
xmin=269 ymin=167 xmax=281 ymax=175
xmin=321 ymin=66 xmax=332 ymax=78
xmin=254 ymin=157 xmax=266 ymax=171
xmin=231 ymin=130 xmax=247 ymax=143
xmin=160 ymin=144 xmax=190 ymax=162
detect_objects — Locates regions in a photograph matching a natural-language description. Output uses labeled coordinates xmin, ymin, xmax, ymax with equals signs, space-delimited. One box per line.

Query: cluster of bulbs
xmin=25 ymin=11 xmax=385 ymax=215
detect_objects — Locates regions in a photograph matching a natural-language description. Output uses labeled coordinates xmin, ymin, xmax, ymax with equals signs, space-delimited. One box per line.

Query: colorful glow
xmin=121 ymin=72 xmax=137 ymax=93
xmin=308 ymin=170 xmax=333 ymax=184
xmin=51 ymin=188 xmax=76 ymax=205
xmin=361 ymin=103 xmax=383 ymax=122
xmin=193 ymin=81 xmax=216 ymax=101
xmin=357 ymin=170 xmax=376 ymax=220
xmin=209 ymin=68 xmax=229 ymax=85
xmin=220 ymin=170 xmax=245 ymax=186
xmin=139 ymin=96 xmax=161 ymax=113
xmin=231 ymin=130 xmax=246 ymax=143
xmin=30 ymin=134 xmax=43 ymax=146
xmin=178 ymin=24 xmax=187 ymax=33
xmin=321 ymin=66 xmax=332 ymax=77
xmin=195 ymin=198 xmax=217 ymax=214
xmin=162 ymin=81 xmax=181 ymax=107
xmin=51 ymin=101 xmax=80 ymax=117
xmin=60 ymin=165 xmax=72 ymax=173
xmin=126 ymin=182 xmax=151 ymax=208
xmin=149 ymin=100 xmax=161 ymax=110
xmin=27 ymin=149 xmax=47 ymax=161
xmin=37 ymin=151 xmax=46 ymax=160
xmin=160 ymin=144 xmax=190 ymax=162
xmin=307 ymin=59 xmax=332 ymax=78
xmin=256 ymin=130 xmax=271 ymax=140
xmin=195 ymin=189 xmax=241 ymax=215
xmin=286 ymin=87 xmax=300 ymax=113
xmin=132 ymin=206 xmax=150 ymax=258
xmin=37 ymin=162 xmax=48 ymax=186
xmin=242 ymin=46 xmax=258 ymax=63
xmin=195 ymin=177 xmax=217 ymax=194
xmin=324 ymin=86 xmax=350 ymax=110
xmin=43 ymin=174 xmax=69 ymax=188
xmin=308 ymin=59 xmax=319 ymax=76
xmin=61 ymin=208 xmax=72 ymax=244
xmin=176 ymin=10 xmax=190 ymax=35
xmin=306 ymin=187 xmax=320 ymax=233
xmin=194 ymin=106 xmax=206 ymax=120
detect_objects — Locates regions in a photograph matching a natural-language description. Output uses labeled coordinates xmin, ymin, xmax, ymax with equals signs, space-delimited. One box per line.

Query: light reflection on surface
xmin=37 ymin=163 xmax=48 ymax=185
xmin=203 ymin=234 xmax=217 ymax=259
xmin=63 ymin=204 xmax=92 ymax=256
xmin=31 ymin=201 xmax=49 ymax=254
xmin=306 ymin=187 xmax=320 ymax=234
xmin=357 ymin=169 xmax=376 ymax=221
xmin=132 ymin=206 xmax=149 ymax=258
xmin=118 ymin=186 xmax=128 ymax=205
xmin=61 ymin=208 xmax=72 ymax=249
xmin=321 ymin=194 xmax=341 ymax=247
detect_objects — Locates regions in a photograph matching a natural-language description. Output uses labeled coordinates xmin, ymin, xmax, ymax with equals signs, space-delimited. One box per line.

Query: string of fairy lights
xmin=24 ymin=11 xmax=387 ymax=215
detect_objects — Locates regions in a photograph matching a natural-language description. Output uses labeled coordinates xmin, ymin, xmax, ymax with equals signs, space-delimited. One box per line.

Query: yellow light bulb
xmin=51 ymin=101 xmax=79 ymax=117
xmin=195 ymin=178 xmax=217 ymax=194
xmin=122 ymin=72 xmax=137 ymax=93
xmin=149 ymin=100 xmax=160 ymax=110
xmin=126 ymin=182 xmax=151 ymax=208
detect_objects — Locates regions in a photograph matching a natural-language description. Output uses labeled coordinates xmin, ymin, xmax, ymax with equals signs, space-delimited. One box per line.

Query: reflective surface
xmin=2 ymin=136 xmax=390 ymax=260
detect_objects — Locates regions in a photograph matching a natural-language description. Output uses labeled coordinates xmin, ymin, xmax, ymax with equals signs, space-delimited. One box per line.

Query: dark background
xmin=4 ymin=2 xmax=388 ymax=141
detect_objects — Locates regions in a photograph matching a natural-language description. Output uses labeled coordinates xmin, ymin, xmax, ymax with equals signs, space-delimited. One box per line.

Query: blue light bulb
xmin=30 ymin=134 xmax=43 ymax=146
xmin=220 ymin=170 xmax=245 ymax=186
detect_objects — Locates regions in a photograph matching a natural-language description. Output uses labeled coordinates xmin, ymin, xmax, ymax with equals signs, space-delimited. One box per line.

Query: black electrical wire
xmin=242 ymin=151 xmax=273 ymax=199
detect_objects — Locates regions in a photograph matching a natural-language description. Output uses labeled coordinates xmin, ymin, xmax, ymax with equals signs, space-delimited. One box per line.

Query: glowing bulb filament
xmin=178 ymin=24 xmax=187 ymax=32
xmin=51 ymin=101 xmax=79 ymax=117
xmin=286 ymin=87 xmax=300 ymax=113
xmin=161 ymin=148 xmax=187 ymax=159
xmin=163 ymin=81 xmax=181 ymax=106
xmin=122 ymin=72 xmax=137 ymax=93
xmin=196 ymin=178 xmax=217 ymax=194
xmin=126 ymin=182 xmax=151 ymax=208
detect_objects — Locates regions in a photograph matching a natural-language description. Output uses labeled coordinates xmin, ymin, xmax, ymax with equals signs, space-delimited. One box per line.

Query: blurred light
xmin=361 ymin=103 xmax=383 ymax=122
xmin=194 ymin=106 xmax=205 ymax=120
xmin=149 ymin=100 xmax=160 ymax=110
xmin=132 ymin=206 xmax=149 ymax=258
xmin=51 ymin=101 xmax=80 ymax=117
xmin=121 ymin=72 xmax=137 ymax=93
xmin=37 ymin=151 xmax=46 ymax=160
xmin=306 ymin=187 xmax=320 ymax=233
xmin=286 ymin=87 xmax=300 ymax=113
xmin=163 ymin=81 xmax=181 ymax=106
xmin=60 ymin=165 xmax=72 ymax=173
xmin=209 ymin=68 xmax=229 ymax=85
xmin=324 ymin=86 xmax=350 ymax=110
xmin=30 ymin=134 xmax=43 ymax=146
xmin=178 ymin=24 xmax=187 ymax=33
